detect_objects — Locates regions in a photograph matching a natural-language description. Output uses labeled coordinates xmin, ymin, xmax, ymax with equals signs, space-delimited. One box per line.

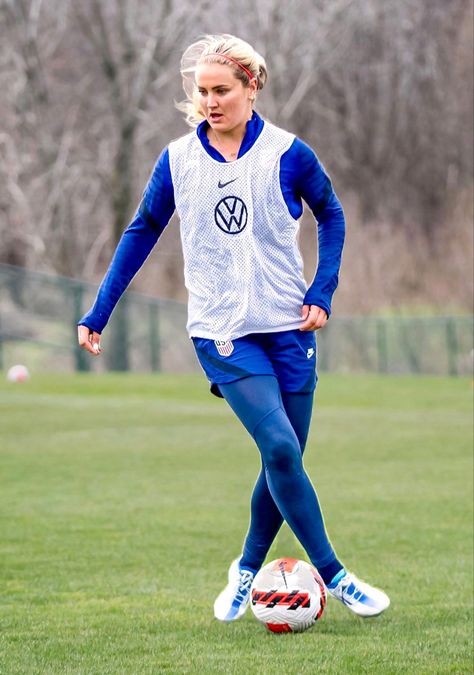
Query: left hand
xmin=299 ymin=304 xmax=328 ymax=331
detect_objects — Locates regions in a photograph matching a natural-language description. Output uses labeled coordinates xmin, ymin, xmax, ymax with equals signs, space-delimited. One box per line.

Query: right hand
xmin=77 ymin=325 xmax=102 ymax=356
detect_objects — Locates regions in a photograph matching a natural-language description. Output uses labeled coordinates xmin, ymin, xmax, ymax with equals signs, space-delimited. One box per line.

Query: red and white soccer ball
xmin=6 ymin=364 xmax=30 ymax=383
xmin=251 ymin=557 xmax=326 ymax=633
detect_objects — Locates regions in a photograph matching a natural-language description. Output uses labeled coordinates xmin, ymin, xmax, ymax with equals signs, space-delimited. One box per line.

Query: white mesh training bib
xmin=168 ymin=122 xmax=307 ymax=340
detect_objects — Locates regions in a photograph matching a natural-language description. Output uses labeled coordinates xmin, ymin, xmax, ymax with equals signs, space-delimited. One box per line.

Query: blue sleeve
xmin=79 ymin=148 xmax=175 ymax=333
xmin=280 ymin=138 xmax=345 ymax=317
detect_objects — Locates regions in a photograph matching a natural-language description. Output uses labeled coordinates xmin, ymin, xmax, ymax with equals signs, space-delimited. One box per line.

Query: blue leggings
xmin=219 ymin=375 xmax=342 ymax=581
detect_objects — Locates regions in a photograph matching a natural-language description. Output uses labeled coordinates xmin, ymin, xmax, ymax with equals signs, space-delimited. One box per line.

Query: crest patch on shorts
xmin=214 ymin=340 xmax=234 ymax=357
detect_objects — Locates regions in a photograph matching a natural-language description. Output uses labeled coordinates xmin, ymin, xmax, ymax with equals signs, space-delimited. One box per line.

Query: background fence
xmin=0 ymin=264 xmax=472 ymax=377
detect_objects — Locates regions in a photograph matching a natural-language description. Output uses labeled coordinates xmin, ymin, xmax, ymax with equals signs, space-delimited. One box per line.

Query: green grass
xmin=0 ymin=372 xmax=472 ymax=674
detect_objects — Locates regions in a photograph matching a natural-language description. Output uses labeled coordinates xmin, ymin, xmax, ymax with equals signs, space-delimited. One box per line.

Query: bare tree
xmin=0 ymin=0 xmax=78 ymax=271
xmin=307 ymin=0 xmax=473 ymax=231
xmin=0 ymin=0 xmax=205 ymax=273
xmin=74 ymin=0 xmax=199 ymax=245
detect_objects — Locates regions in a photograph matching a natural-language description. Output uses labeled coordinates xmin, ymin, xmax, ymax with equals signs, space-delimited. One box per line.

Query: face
xmin=196 ymin=62 xmax=257 ymax=135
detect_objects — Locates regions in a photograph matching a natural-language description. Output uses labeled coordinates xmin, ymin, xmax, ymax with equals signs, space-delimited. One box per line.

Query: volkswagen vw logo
xmin=214 ymin=196 xmax=248 ymax=234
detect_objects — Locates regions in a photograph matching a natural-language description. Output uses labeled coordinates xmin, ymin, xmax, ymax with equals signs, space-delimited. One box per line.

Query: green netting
xmin=0 ymin=264 xmax=472 ymax=376
xmin=317 ymin=316 xmax=473 ymax=376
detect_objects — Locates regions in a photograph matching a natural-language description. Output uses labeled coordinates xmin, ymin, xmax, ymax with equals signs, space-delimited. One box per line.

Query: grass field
xmin=0 ymin=372 xmax=472 ymax=674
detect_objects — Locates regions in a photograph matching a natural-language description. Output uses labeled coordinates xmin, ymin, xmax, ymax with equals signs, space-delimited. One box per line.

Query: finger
xmin=78 ymin=325 xmax=90 ymax=346
xmin=77 ymin=325 xmax=101 ymax=355
xmin=313 ymin=309 xmax=328 ymax=330
xmin=301 ymin=304 xmax=310 ymax=320
xmin=91 ymin=331 xmax=102 ymax=354
xmin=299 ymin=305 xmax=318 ymax=331
xmin=81 ymin=339 xmax=97 ymax=355
xmin=300 ymin=306 xmax=328 ymax=331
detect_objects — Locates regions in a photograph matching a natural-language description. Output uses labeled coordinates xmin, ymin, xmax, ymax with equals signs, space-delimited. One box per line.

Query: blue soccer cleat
xmin=214 ymin=559 xmax=255 ymax=622
xmin=327 ymin=569 xmax=390 ymax=617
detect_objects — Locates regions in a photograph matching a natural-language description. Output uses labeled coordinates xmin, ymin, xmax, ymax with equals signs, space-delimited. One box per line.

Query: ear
xmin=248 ymin=78 xmax=258 ymax=101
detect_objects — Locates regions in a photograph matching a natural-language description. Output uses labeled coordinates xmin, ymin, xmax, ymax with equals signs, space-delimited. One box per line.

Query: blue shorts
xmin=192 ymin=329 xmax=317 ymax=398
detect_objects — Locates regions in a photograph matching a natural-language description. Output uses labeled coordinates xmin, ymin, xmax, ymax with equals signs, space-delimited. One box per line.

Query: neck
xmin=210 ymin=110 xmax=253 ymax=143
xmin=212 ymin=122 xmax=246 ymax=145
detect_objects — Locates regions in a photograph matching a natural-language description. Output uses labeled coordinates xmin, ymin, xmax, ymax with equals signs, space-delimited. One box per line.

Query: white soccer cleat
xmin=214 ymin=559 xmax=255 ymax=622
xmin=327 ymin=570 xmax=390 ymax=617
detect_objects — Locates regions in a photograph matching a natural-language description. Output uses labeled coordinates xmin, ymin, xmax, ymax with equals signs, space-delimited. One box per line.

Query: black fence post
xmin=106 ymin=298 xmax=130 ymax=371
xmin=376 ymin=319 xmax=388 ymax=373
xmin=399 ymin=318 xmax=421 ymax=373
xmin=317 ymin=322 xmax=330 ymax=372
xmin=446 ymin=317 xmax=458 ymax=376
xmin=149 ymin=302 xmax=160 ymax=372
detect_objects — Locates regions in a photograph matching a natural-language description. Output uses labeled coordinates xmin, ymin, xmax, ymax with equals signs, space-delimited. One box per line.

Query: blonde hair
xmin=177 ymin=34 xmax=268 ymax=127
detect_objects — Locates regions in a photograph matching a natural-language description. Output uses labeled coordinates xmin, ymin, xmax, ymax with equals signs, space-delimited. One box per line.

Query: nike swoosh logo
xmin=218 ymin=178 xmax=238 ymax=188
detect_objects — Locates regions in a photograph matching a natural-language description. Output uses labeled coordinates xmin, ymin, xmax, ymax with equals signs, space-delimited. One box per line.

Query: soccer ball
xmin=6 ymin=364 xmax=30 ymax=382
xmin=250 ymin=557 xmax=326 ymax=633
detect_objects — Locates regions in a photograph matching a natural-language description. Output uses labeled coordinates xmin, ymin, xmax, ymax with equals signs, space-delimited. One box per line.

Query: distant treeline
xmin=0 ymin=0 xmax=472 ymax=311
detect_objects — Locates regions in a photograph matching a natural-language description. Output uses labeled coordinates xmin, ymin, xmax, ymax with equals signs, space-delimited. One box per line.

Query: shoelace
xmin=234 ymin=570 xmax=254 ymax=603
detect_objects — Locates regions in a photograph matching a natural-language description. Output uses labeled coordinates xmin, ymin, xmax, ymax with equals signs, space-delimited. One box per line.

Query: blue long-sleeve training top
xmin=80 ymin=111 xmax=345 ymax=333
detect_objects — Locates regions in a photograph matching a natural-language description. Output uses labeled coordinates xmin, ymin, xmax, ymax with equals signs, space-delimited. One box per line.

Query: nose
xmin=207 ymin=93 xmax=218 ymax=108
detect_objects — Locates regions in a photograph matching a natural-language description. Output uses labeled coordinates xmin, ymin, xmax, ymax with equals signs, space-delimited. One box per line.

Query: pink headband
xmin=209 ymin=53 xmax=255 ymax=81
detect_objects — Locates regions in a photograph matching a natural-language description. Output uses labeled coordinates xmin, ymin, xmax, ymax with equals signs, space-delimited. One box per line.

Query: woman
xmin=78 ymin=34 xmax=390 ymax=621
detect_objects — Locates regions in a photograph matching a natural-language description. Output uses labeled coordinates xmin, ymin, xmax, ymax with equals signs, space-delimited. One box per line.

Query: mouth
xmin=209 ymin=112 xmax=223 ymax=123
